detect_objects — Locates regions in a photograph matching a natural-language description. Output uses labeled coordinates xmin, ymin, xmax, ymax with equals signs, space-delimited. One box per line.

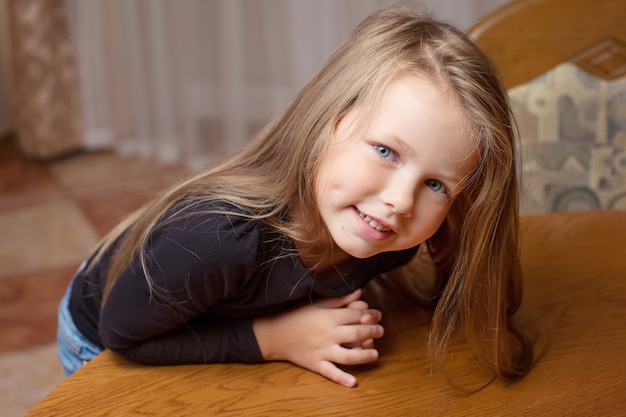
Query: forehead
xmin=346 ymin=74 xmax=469 ymax=129
xmin=342 ymin=75 xmax=477 ymax=183
xmin=345 ymin=75 xmax=473 ymax=143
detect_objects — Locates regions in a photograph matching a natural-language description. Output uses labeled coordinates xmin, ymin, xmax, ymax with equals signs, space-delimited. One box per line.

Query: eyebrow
xmin=385 ymin=134 xmax=412 ymax=154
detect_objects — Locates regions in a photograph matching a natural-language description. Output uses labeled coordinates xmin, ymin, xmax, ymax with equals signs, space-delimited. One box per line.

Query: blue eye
xmin=374 ymin=145 xmax=396 ymax=161
xmin=426 ymin=179 xmax=445 ymax=193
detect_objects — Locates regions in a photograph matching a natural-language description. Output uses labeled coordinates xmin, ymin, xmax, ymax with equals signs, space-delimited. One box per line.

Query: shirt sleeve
xmin=99 ymin=203 xmax=265 ymax=364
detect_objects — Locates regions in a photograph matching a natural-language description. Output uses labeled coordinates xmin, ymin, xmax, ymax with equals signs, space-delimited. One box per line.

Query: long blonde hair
xmin=92 ymin=5 xmax=533 ymax=386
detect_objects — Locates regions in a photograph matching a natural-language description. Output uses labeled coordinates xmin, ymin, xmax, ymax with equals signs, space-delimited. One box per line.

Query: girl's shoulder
xmin=159 ymin=198 xmax=264 ymax=237
xmin=145 ymin=199 xmax=269 ymax=271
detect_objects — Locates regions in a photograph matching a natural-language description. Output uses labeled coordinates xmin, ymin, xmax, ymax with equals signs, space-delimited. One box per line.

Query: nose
xmin=380 ymin=175 xmax=416 ymax=216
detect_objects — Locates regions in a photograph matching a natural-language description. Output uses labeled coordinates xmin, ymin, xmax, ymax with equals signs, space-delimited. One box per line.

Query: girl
xmin=58 ymin=6 xmax=534 ymax=388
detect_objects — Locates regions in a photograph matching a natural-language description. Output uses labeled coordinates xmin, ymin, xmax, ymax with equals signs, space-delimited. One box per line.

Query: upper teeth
xmin=359 ymin=212 xmax=392 ymax=232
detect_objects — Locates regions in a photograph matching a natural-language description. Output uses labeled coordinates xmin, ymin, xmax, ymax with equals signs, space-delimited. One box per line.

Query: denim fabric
xmin=57 ymin=261 xmax=103 ymax=377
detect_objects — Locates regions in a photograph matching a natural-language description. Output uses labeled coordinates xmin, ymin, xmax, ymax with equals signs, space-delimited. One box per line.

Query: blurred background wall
xmin=0 ymin=0 xmax=509 ymax=170
xmin=0 ymin=0 xmax=13 ymax=137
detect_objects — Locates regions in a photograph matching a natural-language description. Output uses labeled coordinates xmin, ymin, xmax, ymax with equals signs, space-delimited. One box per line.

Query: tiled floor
xmin=0 ymin=137 xmax=188 ymax=416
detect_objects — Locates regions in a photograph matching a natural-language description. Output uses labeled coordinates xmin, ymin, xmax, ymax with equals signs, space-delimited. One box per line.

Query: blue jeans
xmin=57 ymin=261 xmax=103 ymax=376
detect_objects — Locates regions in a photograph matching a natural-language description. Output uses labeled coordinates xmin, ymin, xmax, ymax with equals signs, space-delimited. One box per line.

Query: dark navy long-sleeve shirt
xmin=69 ymin=200 xmax=418 ymax=365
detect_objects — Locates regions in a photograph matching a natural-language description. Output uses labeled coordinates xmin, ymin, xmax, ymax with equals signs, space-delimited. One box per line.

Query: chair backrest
xmin=468 ymin=0 xmax=626 ymax=213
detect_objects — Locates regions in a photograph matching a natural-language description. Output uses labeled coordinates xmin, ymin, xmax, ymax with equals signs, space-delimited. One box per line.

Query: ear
xmin=333 ymin=116 xmax=343 ymax=133
xmin=333 ymin=107 xmax=364 ymax=143
xmin=334 ymin=93 xmax=361 ymax=133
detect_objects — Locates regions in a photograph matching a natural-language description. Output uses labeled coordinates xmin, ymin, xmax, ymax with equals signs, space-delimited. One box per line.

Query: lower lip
xmin=353 ymin=207 xmax=395 ymax=241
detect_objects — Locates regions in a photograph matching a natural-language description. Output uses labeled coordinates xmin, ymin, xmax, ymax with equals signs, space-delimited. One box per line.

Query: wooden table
xmin=28 ymin=211 xmax=626 ymax=416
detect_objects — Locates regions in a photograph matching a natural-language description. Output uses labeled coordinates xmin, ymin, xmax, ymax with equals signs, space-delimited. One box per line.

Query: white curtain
xmin=63 ymin=0 xmax=508 ymax=170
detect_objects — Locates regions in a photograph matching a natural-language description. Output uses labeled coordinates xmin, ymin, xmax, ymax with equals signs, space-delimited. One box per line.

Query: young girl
xmin=58 ymin=6 xmax=534 ymax=388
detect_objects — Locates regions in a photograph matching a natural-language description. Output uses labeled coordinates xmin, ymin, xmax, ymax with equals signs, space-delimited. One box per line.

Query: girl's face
xmin=315 ymin=75 xmax=477 ymax=261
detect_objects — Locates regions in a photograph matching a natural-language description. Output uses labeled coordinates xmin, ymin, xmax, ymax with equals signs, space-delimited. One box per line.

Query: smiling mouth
xmin=357 ymin=210 xmax=393 ymax=232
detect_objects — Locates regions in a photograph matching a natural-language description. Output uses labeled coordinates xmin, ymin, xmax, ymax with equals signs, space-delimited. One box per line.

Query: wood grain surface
xmin=27 ymin=210 xmax=626 ymax=416
xmin=467 ymin=0 xmax=626 ymax=88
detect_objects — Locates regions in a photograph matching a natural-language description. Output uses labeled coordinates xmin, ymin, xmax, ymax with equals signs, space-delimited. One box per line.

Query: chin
xmin=340 ymin=245 xmax=381 ymax=260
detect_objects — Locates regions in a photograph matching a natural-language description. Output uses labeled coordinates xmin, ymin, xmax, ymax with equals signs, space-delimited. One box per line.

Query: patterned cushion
xmin=509 ymin=63 xmax=626 ymax=213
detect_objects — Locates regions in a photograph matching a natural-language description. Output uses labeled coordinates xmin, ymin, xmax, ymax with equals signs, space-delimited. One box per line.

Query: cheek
xmin=314 ymin=157 xmax=338 ymax=196
xmin=411 ymin=202 xmax=452 ymax=239
xmin=319 ymin=155 xmax=378 ymax=196
xmin=431 ymin=210 xmax=451 ymax=234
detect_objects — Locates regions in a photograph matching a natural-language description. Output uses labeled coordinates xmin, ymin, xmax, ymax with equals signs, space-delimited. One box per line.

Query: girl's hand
xmin=252 ymin=289 xmax=384 ymax=388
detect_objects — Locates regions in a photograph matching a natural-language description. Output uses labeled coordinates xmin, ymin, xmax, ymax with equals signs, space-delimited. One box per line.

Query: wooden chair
xmin=467 ymin=0 xmax=626 ymax=213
